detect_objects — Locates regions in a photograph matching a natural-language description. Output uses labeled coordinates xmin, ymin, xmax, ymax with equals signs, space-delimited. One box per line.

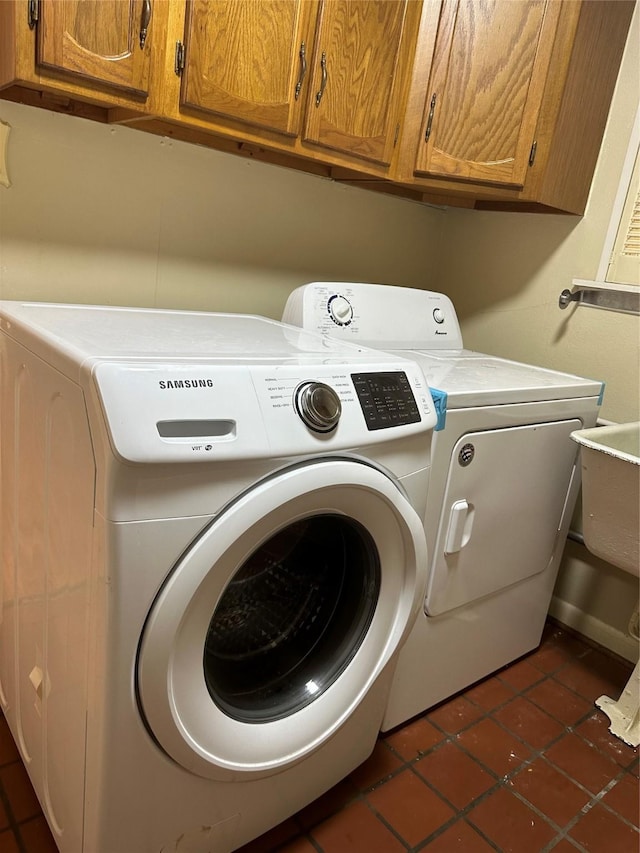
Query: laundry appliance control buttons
xmin=328 ymin=295 xmax=353 ymax=326
xmin=294 ymin=381 xmax=342 ymax=433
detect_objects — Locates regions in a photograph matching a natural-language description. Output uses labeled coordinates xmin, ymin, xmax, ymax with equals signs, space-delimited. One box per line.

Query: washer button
xmin=294 ymin=381 xmax=342 ymax=433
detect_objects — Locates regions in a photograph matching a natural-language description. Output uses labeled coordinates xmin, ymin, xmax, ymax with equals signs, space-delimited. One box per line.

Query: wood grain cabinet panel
xmin=414 ymin=0 xmax=561 ymax=188
xmin=303 ymin=0 xmax=418 ymax=166
xmin=0 ymin=0 xmax=170 ymax=113
xmin=37 ymin=0 xmax=155 ymax=98
xmin=181 ymin=0 xmax=315 ymax=136
xmin=397 ymin=0 xmax=635 ymax=212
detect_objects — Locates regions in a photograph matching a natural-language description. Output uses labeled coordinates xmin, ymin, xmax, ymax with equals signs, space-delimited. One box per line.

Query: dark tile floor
xmin=0 ymin=620 xmax=637 ymax=852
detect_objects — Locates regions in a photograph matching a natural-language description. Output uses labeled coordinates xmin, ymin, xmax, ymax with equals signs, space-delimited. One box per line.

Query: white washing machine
xmin=0 ymin=301 xmax=436 ymax=853
xmin=283 ymin=282 xmax=603 ymax=731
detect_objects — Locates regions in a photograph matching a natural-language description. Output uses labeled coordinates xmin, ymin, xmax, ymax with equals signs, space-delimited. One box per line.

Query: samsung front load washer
xmin=283 ymin=282 xmax=603 ymax=731
xmin=0 ymin=302 xmax=436 ymax=853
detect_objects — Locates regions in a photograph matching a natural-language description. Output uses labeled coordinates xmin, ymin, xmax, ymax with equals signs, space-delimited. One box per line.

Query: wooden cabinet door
xmin=414 ymin=0 xmax=562 ymax=188
xmin=303 ymin=1 xmax=418 ymax=166
xmin=181 ymin=0 xmax=317 ymax=136
xmin=37 ymin=0 xmax=154 ymax=98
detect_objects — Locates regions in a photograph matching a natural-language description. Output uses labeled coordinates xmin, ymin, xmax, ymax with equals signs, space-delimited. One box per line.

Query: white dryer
xmin=283 ymin=282 xmax=603 ymax=731
xmin=0 ymin=302 xmax=436 ymax=853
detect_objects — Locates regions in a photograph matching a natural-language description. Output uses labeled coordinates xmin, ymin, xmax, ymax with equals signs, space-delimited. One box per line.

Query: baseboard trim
xmin=549 ymin=597 xmax=639 ymax=663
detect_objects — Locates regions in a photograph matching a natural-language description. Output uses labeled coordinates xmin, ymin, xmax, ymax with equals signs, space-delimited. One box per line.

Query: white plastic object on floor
xmin=596 ymin=658 xmax=640 ymax=747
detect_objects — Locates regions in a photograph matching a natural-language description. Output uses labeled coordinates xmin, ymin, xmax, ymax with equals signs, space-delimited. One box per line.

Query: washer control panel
xmin=352 ymin=372 xmax=421 ymax=430
xmin=93 ymin=360 xmax=435 ymax=463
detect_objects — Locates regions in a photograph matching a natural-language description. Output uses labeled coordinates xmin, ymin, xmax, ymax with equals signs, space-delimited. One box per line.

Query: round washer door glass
xmin=204 ymin=513 xmax=380 ymax=722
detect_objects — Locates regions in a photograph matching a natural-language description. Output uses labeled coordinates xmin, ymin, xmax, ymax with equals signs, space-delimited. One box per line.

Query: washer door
xmin=137 ymin=459 xmax=426 ymax=781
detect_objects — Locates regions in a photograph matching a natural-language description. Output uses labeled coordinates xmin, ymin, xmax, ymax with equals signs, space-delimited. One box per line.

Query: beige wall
xmin=0 ymin=8 xmax=637 ymax=660
xmin=0 ymin=100 xmax=444 ymax=315
xmin=437 ymin=7 xmax=639 ymax=658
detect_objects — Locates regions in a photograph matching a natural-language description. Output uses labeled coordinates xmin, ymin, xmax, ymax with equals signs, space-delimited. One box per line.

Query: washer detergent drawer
xmin=425 ymin=419 xmax=581 ymax=616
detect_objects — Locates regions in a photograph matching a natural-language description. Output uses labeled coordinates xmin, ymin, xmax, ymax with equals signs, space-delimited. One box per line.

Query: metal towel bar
xmin=559 ymin=283 xmax=639 ymax=315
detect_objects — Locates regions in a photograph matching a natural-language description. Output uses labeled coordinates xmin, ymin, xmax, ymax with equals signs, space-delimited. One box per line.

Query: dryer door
xmin=137 ymin=459 xmax=426 ymax=781
xmin=425 ymin=419 xmax=581 ymax=616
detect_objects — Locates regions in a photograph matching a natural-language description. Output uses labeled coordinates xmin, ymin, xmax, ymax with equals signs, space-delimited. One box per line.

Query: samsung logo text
xmin=158 ymin=379 xmax=214 ymax=389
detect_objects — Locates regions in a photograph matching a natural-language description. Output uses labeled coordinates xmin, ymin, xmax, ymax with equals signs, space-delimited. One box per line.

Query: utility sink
xmin=571 ymin=421 xmax=639 ymax=576
xmin=571 ymin=421 xmax=640 ymax=747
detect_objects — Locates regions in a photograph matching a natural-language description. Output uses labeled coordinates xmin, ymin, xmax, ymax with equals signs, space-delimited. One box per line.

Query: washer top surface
xmin=0 ymin=301 xmax=437 ymax=465
xmin=0 ymin=301 xmax=390 ymax=366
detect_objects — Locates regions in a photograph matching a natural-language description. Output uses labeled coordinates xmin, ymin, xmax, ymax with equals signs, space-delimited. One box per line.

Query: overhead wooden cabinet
xmin=36 ymin=0 xmax=155 ymax=98
xmin=179 ymin=0 xmax=317 ymax=137
xmin=414 ymin=0 xmax=561 ymax=188
xmin=0 ymin=0 xmax=169 ymax=114
xmin=0 ymin=0 xmax=634 ymax=213
xmin=302 ymin=1 xmax=418 ymax=166
xmin=167 ymin=0 xmax=422 ymax=173
xmin=397 ymin=0 xmax=636 ymax=212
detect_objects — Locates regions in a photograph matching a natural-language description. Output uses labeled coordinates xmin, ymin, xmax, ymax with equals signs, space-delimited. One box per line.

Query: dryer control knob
xmin=294 ymin=381 xmax=342 ymax=433
xmin=328 ymin=295 xmax=353 ymax=326
xmin=433 ymin=307 xmax=445 ymax=324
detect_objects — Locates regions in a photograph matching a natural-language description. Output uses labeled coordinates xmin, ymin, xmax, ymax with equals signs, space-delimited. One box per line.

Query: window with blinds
xmin=607 ymin=145 xmax=640 ymax=286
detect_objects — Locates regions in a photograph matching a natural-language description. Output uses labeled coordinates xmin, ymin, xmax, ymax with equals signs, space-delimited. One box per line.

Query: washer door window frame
xmin=136 ymin=458 xmax=426 ymax=781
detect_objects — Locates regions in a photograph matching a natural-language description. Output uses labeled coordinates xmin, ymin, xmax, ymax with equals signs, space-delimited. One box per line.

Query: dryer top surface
xmin=405 ymin=349 xmax=602 ymax=406
xmin=282 ymin=283 xmax=603 ymax=407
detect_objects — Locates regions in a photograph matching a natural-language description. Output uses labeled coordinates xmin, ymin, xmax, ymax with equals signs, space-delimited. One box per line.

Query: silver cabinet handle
xmin=425 ymin=93 xmax=436 ymax=141
xmin=140 ymin=0 xmax=152 ymax=49
xmin=315 ymin=52 xmax=327 ymax=107
xmin=295 ymin=42 xmax=307 ymax=100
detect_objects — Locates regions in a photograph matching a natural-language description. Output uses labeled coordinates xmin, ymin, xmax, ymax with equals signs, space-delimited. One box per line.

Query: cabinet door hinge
xmin=28 ymin=0 xmax=39 ymax=29
xmin=529 ymin=140 xmax=537 ymax=167
xmin=174 ymin=41 xmax=185 ymax=76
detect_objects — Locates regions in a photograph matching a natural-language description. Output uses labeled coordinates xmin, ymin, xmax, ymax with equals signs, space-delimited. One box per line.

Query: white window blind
xmin=607 ymin=145 xmax=640 ymax=286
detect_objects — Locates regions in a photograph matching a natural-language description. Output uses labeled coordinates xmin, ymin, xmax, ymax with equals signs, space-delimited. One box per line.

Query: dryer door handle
xmin=444 ymin=500 xmax=473 ymax=555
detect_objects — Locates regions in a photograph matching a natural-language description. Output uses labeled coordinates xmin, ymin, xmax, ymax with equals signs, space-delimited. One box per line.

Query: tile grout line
xmin=287 ymin=628 xmax=637 ymax=853
xmin=379 ymin=650 xmax=638 ymax=848
xmin=0 ymin=768 xmax=30 ymax=853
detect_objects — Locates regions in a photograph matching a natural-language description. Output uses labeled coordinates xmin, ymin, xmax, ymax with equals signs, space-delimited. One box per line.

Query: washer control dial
xmin=294 ymin=381 xmax=342 ymax=433
xmin=433 ymin=307 xmax=445 ymax=324
xmin=328 ymin=294 xmax=353 ymax=326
